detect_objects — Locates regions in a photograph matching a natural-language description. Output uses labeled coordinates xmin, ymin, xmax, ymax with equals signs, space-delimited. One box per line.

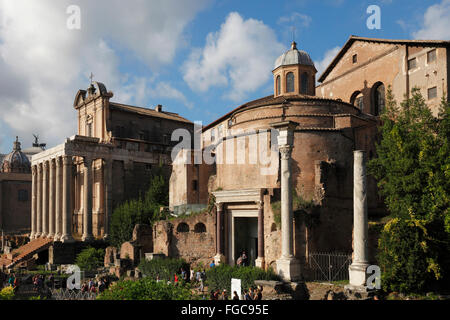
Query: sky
xmin=0 ymin=0 xmax=449 ymax=154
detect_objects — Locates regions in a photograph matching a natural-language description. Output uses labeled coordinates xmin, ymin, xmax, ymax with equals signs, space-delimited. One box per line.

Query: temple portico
xmin=31 ymin=135 xmax=168 ymax=243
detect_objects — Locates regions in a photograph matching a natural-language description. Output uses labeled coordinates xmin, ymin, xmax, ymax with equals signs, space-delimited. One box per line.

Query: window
xmin=301 ymin=72 xmax=308 ymax=94
xmin=211 ymin=129 xmax=216 ymax=142
xmin=428 ymin=87 xmax=437 ymax=100
xmin=192 ymin=180 xmax=198 ymax=191
xmin=86 ymin=122 xmax=92 ymax=137
xmin=373 ymin=83 xmax=386 ymax=116
xmin=408 ymin=58 xmax=417 ymax=70
xmin=427 ymin=49 xmax=436 ymax=63
xmin=218 ymin=124 xmax=223 ymax=140
xmin=286 ymin=72 xmax=295 ymax=93
xmin=177 ymin=223 xmax=190 ymax=233
xmin=276 ymin=75 xmax=281 ymax=95
xmin=352 ymin=54 xmax=358 ymax=64
xmin=18 ymin=190 xmax=28 ymax=202
xmin=194 ymin=223 xmax=206 ymax=233
xmin=351 ymin=91 xmax=364 ymax=110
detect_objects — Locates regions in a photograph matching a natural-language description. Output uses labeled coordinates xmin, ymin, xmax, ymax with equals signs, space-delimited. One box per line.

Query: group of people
xmin=1 ymin=272 xmax=20 ymax=291
xmin=209 ymin=286 xmax=263 ymax=300
xmin=210 ymin=289 xmax=229 ymax=300
xmin=80 ymin=278 xmax=108 ymax=294
xmin=242 ymin=286 xmax=263 ymax=300
xmin=236 ymin=251 xmax=249 ymax=267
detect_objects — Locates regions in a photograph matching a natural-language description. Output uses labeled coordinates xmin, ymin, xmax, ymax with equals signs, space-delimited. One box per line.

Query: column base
xmin=82 ymin=234 xmax=94 ymax=242
xmin=60 ymin=234 xmax=75 ymax=243
xmin=53 ymin=234 xmax=61 ymax=242
xmin=47 ymin=233 xmax=55 ymax=239
xmin=41 ymin=232 xmax=48 ymax=238
xmin=214 ymin=254 xmax=225 ymax=265
xmin=348 ymin=262 xmax=370 ymax=287
xmin=29 ymin=232 xmax=36 ymax=240
xmin=276 ymin=257 xmax=301 ymax=282
xmin=255 ymin=257 xmax=265 ymax=269
xmin=34 ymin=232 xmax=42 ymax=239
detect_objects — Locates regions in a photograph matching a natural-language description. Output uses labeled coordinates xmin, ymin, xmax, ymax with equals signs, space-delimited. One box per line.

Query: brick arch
xmin=176 ymin=222 xmax=190 ymax=233
xmin=194 ymin=222 xmax=207 ymax=233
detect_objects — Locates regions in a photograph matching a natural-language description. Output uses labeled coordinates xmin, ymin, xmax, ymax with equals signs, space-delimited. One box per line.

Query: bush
xmin=96 ymin=278 xmax=198 ymax=300
xmin=377 ymin=217 xmax=449 ymax=294
xmin=110 ymin=166 xmax=169 ymax=248
xmin=138 ymin=258 xmax=189 ymax=282
xmin=206 ymin=265 xmax=280 ymax=293
xmin=75 ymin=247 xmax=105 ymax=271
xmin=0 ymin=287 xmax=15 ymax=300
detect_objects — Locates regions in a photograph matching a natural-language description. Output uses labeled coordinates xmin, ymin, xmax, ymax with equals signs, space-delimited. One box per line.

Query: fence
xmin=50 ymin=288 xmax=98 ymax=300
xmin=307 ymin=252 xmax=352 ymax=282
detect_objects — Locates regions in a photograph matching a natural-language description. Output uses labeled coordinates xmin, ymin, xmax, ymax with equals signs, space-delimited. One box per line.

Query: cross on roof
xmin=89 ymin=72 xmax=95 ymax=84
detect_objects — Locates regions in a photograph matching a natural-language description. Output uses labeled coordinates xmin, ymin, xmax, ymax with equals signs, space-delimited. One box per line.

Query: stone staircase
xmin=0 ymin=238 xmax=53 ymax=269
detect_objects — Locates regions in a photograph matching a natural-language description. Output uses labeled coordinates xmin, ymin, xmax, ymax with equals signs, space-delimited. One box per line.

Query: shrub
xmin=0 ymin=286 xmax=15 ymax=300
xmin=138 ymin=258 xmax=190 ymax=282
xmin=377 ymin=217 xmax=449 ymax=294
xmin=96 ymin=278 xmax=198 ymax=300
xmin=110 ymin=166 xmax=169 ymax=248
xmin=75 ymin=247 xmax=105 ymax=271
xmin=206 ymin=265 xmax=280 ymax=293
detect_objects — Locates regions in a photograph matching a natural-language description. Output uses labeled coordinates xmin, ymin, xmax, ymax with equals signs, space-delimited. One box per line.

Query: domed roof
xmin=2 ymin=137 xmax=31 ymax=173
xmin=274 ymin=41 xmax=315 ymax=70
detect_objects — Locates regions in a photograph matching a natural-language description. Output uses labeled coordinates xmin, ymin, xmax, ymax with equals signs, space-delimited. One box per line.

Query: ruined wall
xmin=153 ymin=211 xmax=216 ymax=266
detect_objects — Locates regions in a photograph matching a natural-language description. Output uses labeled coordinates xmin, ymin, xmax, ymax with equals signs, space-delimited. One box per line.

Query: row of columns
xmin=30 ymin=156 xmax=113 ymax=243
xmin=31 ymin=156 xmax=74 ymax=242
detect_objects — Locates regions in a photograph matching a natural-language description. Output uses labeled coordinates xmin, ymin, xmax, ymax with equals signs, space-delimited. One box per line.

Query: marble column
xmin=48 ymin=159 xmax=56 ymax=238
xmin=61 ymin=156 xmax=74 ymax=243
xmin=42 ymin=161 xmax=49 ymax=238
xmin=36 ymin=164 xmax=42 ymax=238
xmin=273 ymin=121 xmax=300 ymax=282
xmin=348 ymin=151 xmax=370 ymax=287
xmin=82 ymin=157 xmax=94 ymax=242
xmin=30 ymin=165 xmax=37 ymax=239
xmin=214 ymin=203 xmax=225 ymax=265
xmin=54 ymin=157 xmax=62 ymax=241
xmin=255 ymin=200 xmax=265 ymax=269
xmin=103 ymin=159 xmax=113 ymax=240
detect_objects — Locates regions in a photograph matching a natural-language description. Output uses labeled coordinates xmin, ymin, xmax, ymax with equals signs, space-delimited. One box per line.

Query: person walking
xmin=232 ymin=291 xmax=240 ymax=300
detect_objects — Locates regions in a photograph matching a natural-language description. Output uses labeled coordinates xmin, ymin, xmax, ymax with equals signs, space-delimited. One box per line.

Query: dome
xmin=274 ymin=41 xmax=315 ymax=70
xmin=2 ymin=137 xmax=31 ymax=173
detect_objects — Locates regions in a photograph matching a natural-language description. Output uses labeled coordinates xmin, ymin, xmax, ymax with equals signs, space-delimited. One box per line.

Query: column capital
xmin=55 ymin=157 xmax=62 ymax=167
xmin=62 ymin=155 xmax=72 ymax=166
xmin=256 ymin=200 xmax=264 ymax=210
xmin=216 ymin=202 xmax=224 ymax=211
xmin=32 ymin=165 xmax=37 ymax=176
xmin=279 ymin=145 xmax=292 ymax=160
xmin=50 ymin=159 xmax=56 ymax=169
xmin=43 ymin=161 xmax=49 ymax=170
xmin=83 ymin=157 xmax=93 ymax=167
xmin=37 ymin=163 xmax=43 ymax=172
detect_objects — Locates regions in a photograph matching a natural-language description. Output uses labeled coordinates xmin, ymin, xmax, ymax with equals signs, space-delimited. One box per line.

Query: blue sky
xmin=0 ymin=0 xmax=449 ymax=154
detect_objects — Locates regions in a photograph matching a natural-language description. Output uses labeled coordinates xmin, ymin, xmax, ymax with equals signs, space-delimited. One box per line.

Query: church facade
xmin=29 ymin=82 xmax=193 ymax=243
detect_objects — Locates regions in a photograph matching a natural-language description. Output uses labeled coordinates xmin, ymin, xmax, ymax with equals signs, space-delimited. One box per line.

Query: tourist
xmin=181 ymin=268 xmax=188 ymax=283
xmin=220 ymin=289 xmax=228 ymax=300
xmin=98 ymin=279 xmax=106 ymax=293
xmin=8 ymin=273 xmax=15 ymax=287
xmin=209 ymin=290 xmax=215 ymax=300
xmin=174 ymin=273 xmax=179 ymax=285
xmin=209 ymin=260 xmax=215 ymax=268
xmin=232 ymin=291 xmax=240 ymax=300
xmin=255 ymin=287 xmax=263 ymax=300
xmin=236 ymin=255 xmax=243 ymax=267
xmin=242 ymin=251 xmax=248 ymax=266
xmin=198 ymin=277 xmax=204 ymax=293
xmin=190 ymin=268 xmax=194 ymax=282
xmin=243 ymin=289 xmax=252 ymax=300
xmin=195 ymin=269 xmax=202 ymax=282
xmin=249 ymin=287 xmax=255 ymax=300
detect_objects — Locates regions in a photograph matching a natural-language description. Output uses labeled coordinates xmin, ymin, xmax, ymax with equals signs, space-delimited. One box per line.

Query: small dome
xmin=2 ymin=137 xmax=31 ymax=173
xmin=274 ymin=41 xmax=315 ymax=70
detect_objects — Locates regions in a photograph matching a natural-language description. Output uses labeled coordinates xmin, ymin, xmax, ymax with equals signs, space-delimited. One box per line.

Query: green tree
xmin=368 ymin=87 xmax=450 ymax=293
xmin=75 ymin=247 xmax=105 ymax=271
xmin=110 ymin=165 xmax=169 ymax=248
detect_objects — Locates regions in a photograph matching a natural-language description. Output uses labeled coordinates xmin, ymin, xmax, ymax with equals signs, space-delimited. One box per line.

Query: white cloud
xmin=278 ymin=12 xmax=312 ymax=28
xmin=183 ymin=12 xmax=284 ymax=102
xmin=413 ymin=0 xmax=450 ymax=40
xmin=314 ymin=46 xmax=341 ymax=83
xmin=0 ymin=0 xmax=208 ymax=151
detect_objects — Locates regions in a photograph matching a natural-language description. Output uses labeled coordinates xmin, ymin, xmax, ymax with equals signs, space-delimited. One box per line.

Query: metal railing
xmin=50 ymin=288 xmax=98 ymax=300
xmin=307 ymin=252 xmax=352 ymax=282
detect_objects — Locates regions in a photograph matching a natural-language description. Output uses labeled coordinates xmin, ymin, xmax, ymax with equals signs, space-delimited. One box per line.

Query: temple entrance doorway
xmin=227 ymin=209 xmax=258 ymax=266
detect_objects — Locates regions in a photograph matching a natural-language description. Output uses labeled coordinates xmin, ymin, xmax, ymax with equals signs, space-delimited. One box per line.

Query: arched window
xmin=177 ymin=223 xmax=189 ymax=233
xmin=276 ymin=75 xmax=281 ymax=96
xmin=373 ymin=83 xmax=385 ymax=116
xmin=301 ymin=72 xmax=308 ymax=94
xmin=286 ymin=72 xmax=295 ymax=93
xmin=350 ymin=91 xmax=364 ymax=110
xmin=194 ymin=223 xmax=206 ymax=233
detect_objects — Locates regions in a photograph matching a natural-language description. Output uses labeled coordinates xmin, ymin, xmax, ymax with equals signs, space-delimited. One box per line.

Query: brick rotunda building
xmin=160 ymin=41 xmax=383 ymax=281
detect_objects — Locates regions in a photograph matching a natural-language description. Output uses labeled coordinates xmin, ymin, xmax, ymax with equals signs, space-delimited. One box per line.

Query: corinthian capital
xmin=279 ymin=145 xmax=292 ymax=160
